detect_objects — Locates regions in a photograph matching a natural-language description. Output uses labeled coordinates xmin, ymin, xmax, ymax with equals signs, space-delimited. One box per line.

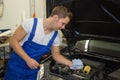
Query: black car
xmin=44 ymin=0 xmax=120 ymax=80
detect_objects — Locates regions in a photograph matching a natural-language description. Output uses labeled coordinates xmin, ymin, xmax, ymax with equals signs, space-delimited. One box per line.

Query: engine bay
xmin=49 ymin=58 xmax=105 ymax=80
xmin=49 ymin=40 xmax=120 ymax=80
xmin=49 ymin=52 xmax=120 ymax=80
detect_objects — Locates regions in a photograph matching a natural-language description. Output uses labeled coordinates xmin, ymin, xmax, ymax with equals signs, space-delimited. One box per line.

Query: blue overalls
xmin=4 ymin=18 xmax=58 ymax=80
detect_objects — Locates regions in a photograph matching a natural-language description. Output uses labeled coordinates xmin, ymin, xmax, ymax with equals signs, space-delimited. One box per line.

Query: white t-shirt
xmin=20 ymin=18 xmax=60 ymax=46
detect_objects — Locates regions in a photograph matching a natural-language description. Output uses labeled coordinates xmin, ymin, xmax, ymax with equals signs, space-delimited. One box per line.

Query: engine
xmin=49 ymin=58 xmax=106 ymax=80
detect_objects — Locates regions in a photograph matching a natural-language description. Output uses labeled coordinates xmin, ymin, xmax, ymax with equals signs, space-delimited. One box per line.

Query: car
xmin=43 ymin=0 xmax=120 ymax=80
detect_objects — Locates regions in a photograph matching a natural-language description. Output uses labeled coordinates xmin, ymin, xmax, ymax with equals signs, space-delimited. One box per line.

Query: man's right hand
xmin=26 ymin=58 xmax=40 ymax=69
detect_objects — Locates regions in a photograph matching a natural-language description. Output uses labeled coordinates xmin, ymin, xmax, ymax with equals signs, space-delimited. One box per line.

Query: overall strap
xmin=28 ymin=18 xmax=38 ymax=41
xmin=47 ymin=31 xmax=58 ymax=47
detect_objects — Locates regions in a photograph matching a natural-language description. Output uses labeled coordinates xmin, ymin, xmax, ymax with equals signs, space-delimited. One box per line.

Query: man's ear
xmin=53 ymin=15 xmax=59 ymax=21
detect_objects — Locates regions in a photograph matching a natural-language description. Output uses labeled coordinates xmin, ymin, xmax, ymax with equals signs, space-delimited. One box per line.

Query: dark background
xmin=46 ymin=0 xmax=120 ymax=41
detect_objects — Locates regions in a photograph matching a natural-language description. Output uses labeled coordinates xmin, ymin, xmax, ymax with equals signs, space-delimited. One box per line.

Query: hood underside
xmin=46 ymin=0 xmax=120 ymax=61
xmin=47 ymin=0 xmax=120 ymax=40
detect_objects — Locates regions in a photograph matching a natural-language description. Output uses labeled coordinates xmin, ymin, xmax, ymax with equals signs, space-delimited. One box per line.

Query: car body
xmin=45 ymin=0 xmax=120 ymax=80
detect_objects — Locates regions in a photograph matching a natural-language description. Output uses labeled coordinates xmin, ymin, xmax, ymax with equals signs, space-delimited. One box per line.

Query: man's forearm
xmin=52 ymin=53 xmax=72 ymax=67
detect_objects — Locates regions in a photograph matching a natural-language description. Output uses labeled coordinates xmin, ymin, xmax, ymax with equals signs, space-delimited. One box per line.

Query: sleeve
xmin=21 ymin=18 xmax=34 ymax=33
xmin=52 ymin=33 xmax=61 ymax=46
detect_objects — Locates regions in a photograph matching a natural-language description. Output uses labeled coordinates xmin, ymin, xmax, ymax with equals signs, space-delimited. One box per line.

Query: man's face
xmin=53 ymin=16 xmax=70 ymax=31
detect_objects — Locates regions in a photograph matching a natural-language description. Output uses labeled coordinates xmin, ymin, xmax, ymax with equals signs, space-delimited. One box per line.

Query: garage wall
xmin=0 ymin=0 xmax=46 ymax=32
xmin=35 ymin=0 xmax=46 ymax=18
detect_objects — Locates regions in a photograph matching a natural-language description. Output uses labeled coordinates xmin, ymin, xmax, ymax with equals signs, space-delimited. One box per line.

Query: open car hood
xmin=46 ymin=0 xmax=120 ymax=61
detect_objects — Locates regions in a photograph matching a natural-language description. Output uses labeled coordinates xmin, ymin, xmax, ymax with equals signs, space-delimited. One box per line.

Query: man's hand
xmin=26 ymin=58 xmax=40 ymax=69
xmin=70 ymin=59 xmax=84 ymax=70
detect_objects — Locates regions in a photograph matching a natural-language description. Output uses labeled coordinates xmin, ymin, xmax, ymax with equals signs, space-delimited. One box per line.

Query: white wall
xmin=35 ymin=0 xmax=46 ymax=18
xmin=0 ymin=0 xmax=45 ymax=32
xmin=0 ymin=0 xmax=30 ymax=32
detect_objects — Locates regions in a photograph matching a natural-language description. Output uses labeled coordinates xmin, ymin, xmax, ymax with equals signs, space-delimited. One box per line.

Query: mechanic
xmin=4 ymin=6 xmax=74 ymax=80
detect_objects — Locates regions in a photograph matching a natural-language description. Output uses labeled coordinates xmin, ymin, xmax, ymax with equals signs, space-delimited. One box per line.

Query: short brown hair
xmin=50 ymin=6 xmax=72 ymax=19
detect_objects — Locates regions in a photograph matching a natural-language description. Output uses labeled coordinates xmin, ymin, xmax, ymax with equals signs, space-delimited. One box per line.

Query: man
xmin=4 ymin=6 xmax=73 ymax=80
